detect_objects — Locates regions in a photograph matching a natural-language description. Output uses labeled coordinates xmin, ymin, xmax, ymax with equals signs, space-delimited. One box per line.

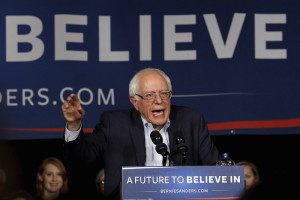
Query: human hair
xmin=236 ymin=160 xmax=260 ymax=183
xmin=129 ymin=68 xmax=172 ymax=100
xmin=5 ymin=190 xmax=33 ymax=200
xmin=35 ymin=157 xmax=68 ymax=198
xmin=95 ymin=169 xmax=105 ymax=192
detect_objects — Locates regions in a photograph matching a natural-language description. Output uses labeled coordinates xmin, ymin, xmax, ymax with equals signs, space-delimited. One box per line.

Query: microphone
xmin=174 ymin=131 xmax=188 ymax=164
xmin=150 ymin=131 xmax=169 ymax=166
xmin=150 ymin=130 xmax=163 ymax=145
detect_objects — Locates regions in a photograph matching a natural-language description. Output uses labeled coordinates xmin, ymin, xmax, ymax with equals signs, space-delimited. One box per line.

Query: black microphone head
xmin=174 ymin=131 xmax=188 ymax=158
xmin=150 ymin=130 xmax=163 ymax=145
xmin=174 ymin=131 xmax=185 ymax=144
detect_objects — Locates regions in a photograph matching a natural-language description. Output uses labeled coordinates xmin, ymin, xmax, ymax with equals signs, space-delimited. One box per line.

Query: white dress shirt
xmin=142 ymin=117 xmax=170 ymax=166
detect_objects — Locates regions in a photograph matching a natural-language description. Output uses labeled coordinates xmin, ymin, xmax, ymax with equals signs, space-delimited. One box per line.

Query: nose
xmin=153 ymin=93 xmax=163 ymax=103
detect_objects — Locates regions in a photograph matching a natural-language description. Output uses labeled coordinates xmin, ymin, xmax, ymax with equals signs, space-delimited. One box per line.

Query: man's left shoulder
xmin=171 ymin=105 xmax=203 ymax=116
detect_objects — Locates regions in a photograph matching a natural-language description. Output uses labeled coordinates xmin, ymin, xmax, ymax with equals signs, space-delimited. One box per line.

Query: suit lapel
xmin=129 ymin=109 xmax=146 ymax=166
xmin=168 ymin=106 xmax=179 ymax=154
xmin=168 ymin=106 xmax=183 ymax=165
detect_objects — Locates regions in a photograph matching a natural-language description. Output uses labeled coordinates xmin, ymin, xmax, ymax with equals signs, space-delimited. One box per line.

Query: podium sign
xmin=122 ymin=166 xmax=244 ymax=200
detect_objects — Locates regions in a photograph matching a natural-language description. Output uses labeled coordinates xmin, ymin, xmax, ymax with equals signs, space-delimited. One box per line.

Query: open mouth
xmin=152 ymin=109 xmax=164 ymax=116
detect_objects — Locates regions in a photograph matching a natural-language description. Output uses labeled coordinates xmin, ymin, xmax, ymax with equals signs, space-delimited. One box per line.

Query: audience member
xmin=5 ymin=190 xmax=33 ymax=200
xmin=34 ymin=157 xmax=68 ymax=200
xmin=95 ymin=169 xmax=105 ymax=195
xmin=62 ymin=67 xmax=220 ymax=199
xmin=240 ymin=171 xmax=298 ymax=199
xmin=0 ymin=142 xmax=22 ymax=199
xmin=236 ymin=161 xmax=260 ymax=190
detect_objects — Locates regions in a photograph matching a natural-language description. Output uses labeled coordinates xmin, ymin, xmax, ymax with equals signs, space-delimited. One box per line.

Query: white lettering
xmin=204 ymin=13 xmax=246 ymax=59
xmin=38 ymin=88 xmax=49 ymax=106
xmin=7 ymin=89 xmax=18 ymax=106
xmin=164 ymin=15 xmax=196 ymax=60
xmin=126 ymin=177 xmax=133 ymax=184
xmin=55 ymin=14 xmax=88 ymax=61
xmin=60 ymin=87 xmax=73 ymax=103
xmin=6 ymin=16 xmax=44 ymax=62
xmin=186 ymin=176 xmax=228 ymax=183
xmin=78 ymin=88 xmax=93 ymax=105
xmin=22 ymin=89 xmax=34 ymax=106
xmin=99 ymin=16 xmax=129 ymax=61
xmin=177 ymin=176 xmax=185 ymax=183
xmin=3 ymin=14 xmax=288 ymax=62
xmin=140 ymin=15 xmax=152 ymax=61
xmin=98 ymin=88 xmax=115 ymax=105
xmin=133 ymin=176 xmax=170 ymax=184
xmin=255 ymin=14 xmax=287 ymax=59
xmin=230 ymin=175 xmax=241 ymax=183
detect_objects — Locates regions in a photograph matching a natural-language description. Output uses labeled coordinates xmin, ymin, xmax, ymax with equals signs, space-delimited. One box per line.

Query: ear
xmin=37 ymin=174 xmax=43 ymax=182
xmin=129 ymin=96 xmax=139 ymax=111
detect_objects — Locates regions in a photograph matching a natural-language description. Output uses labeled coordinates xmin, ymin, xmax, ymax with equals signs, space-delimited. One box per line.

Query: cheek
xmin=139 ymin=103 xmax=151 ymax=113
xmin=58 ymin=177 xmax=64 ymax=182
xmin=42 ymin=176 xmax=49 ymax=182
xmin=244 ymin=175 xmax=251 ymax=181
xmin=245 ymin=177 xmax=254 ymax=184
xmin=42 ymin=178 xmax=49 ymax=187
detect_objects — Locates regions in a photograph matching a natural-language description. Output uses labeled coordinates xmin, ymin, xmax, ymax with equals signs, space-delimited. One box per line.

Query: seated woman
xmin=34 ymin=157 xmax=69 ymax=200
xmin=236 ymin=160 xmax=260 ymax=190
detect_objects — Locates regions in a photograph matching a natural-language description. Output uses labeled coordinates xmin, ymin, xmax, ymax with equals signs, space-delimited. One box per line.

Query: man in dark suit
xmin=61 ymin=68 xmax=220 ymax=200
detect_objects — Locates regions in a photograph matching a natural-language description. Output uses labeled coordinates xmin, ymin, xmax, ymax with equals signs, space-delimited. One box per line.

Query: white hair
xmin=129 ymin=68 xmax=172 ymax=100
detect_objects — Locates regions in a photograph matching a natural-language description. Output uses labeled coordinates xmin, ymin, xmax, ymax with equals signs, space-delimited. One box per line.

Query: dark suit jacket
xmin=64 ymin=105 xmax=220 ymax=200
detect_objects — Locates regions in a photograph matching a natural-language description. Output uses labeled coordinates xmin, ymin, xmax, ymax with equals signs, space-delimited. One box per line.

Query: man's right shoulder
xmin=100 ymin=108 xmax=142 ymax=125
xmin=101 ymin=108 xmax=140 ymax=120
xmin=102 ymin=107 xmax=136 ymax=115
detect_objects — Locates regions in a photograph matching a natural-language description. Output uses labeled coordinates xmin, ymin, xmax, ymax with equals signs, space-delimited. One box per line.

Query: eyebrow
xmin=143 ymin=90 xmax=169 ymax=93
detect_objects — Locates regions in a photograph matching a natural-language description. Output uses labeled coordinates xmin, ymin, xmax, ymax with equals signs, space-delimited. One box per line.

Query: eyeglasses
xmin=135 ymin=91 xmax=172 ymax=101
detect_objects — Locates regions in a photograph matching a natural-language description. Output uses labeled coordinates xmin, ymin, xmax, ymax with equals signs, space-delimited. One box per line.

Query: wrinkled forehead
xmin=137 ymin=71 xmax=169 ymax=93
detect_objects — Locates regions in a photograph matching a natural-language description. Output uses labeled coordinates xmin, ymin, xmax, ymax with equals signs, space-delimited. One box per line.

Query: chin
xmin=152 ymin=120 xmax=167 ymax=126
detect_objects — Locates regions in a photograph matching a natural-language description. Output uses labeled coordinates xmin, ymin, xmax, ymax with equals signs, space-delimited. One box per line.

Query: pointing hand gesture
xmin=61 ymin=93 xmax=85 ymax=131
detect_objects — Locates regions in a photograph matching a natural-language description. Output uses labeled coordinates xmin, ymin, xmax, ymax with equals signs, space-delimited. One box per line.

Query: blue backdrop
xmin=1 ymin=0 xmax=299 ymax=139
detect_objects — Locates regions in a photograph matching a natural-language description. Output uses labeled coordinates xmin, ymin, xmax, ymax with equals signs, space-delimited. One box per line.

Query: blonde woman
xmin=35 ymin=157 xmax=68 ymax=200
xmin=236 ymin=161 xmax=260 ymax=190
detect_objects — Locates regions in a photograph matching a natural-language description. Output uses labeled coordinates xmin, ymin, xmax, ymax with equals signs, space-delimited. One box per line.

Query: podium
xmin=122 ymin=166 xmax=245 ymax=200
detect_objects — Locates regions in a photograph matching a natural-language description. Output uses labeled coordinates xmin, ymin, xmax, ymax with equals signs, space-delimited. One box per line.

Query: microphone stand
xmin=170 ymin=147 xmax=188 ymax=165
xmin=162 ymin=154 xmax=168 ymax=166
xmin=177 ymin=143 xmax=188 ymax=165
xmin=181 ymin=152 xmax=187 ymax=165
xmin=155 ymin=143 xmax=170 ymax=166
xmin=169 ymin=150 xmax=177 ymax=166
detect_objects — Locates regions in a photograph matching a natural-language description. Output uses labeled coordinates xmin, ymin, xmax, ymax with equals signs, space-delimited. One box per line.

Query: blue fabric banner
xmin=0 ymin=0 xmax=300 ymax=139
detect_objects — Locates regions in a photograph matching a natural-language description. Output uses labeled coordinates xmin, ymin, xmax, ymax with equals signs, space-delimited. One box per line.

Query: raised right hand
xmin=61 ymin=93 xmax=85 ymax=131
